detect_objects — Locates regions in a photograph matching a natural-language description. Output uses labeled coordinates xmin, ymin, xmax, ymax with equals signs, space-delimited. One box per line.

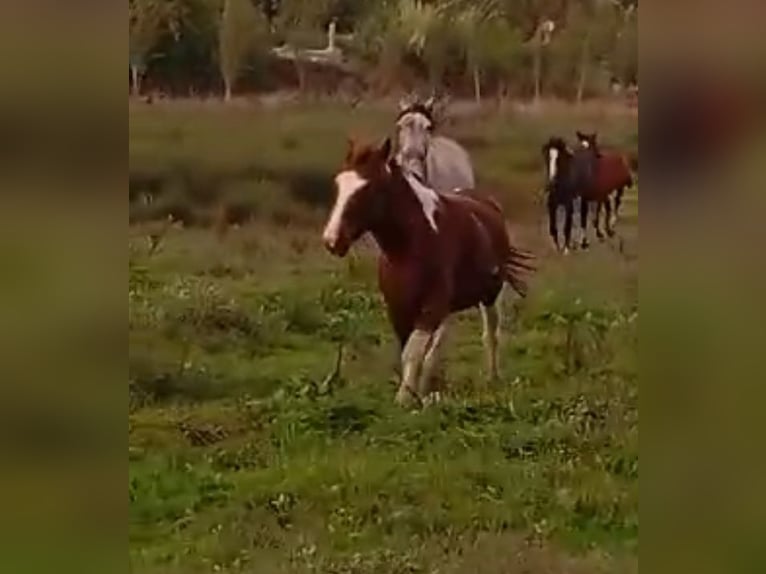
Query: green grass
xmin=129 ymin=101 xmax=638 ymax=573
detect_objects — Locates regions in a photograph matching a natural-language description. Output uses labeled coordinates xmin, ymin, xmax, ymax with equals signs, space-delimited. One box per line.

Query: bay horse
xmin=322 ymin=137 xmax=534 ymax=406
xmin=575 ymin=131 xmax=634 ymax=239
xmin=542 ymin=137 xmax=594 ymax=253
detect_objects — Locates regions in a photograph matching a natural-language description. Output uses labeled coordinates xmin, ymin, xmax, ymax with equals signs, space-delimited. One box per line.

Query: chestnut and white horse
xmin=322 ymin=137 xmax=534 ymax=406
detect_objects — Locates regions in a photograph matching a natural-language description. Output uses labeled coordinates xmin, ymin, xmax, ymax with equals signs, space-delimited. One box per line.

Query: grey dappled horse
xmin=395 ymin=95 xmax=475 ymax=193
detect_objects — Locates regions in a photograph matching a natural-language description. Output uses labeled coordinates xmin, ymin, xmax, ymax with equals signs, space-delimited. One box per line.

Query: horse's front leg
xmin=563 ymin=198 xmax=574 ymax=255
xmin=594 ymin=201 xmax=605 ymax=240
xmin=398 ymin=287 xmax=452 ymax=406
xmin=419 ymin=321 xmax=449 ymax=404
xmin=579 ymin=196 xmax=590 ymax=250
xmin=396 ymin=328 xmax=431 ymax=406
xmin=547 ymin=198 xmax=560 ymax=252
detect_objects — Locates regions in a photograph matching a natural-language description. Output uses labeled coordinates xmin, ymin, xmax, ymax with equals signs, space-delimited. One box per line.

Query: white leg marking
xmin=480 ymin=303 xmax=500 ymax=381
xmin=419 ymin=321 xmax=448 ymax=397
xmin=548 ymin=148 xmax=559 ymax=182
xmin=396 ymin=329 xmax=431 ymax=405
xmin=322 ymin=170 xmax=367 ymax=248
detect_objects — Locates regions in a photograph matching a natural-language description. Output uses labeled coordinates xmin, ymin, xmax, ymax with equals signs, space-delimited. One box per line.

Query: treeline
xmin=129 ymin=0 xmax=638 ymax=101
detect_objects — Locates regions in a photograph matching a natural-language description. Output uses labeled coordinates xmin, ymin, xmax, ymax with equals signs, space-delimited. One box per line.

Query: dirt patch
xmin=436 ymin=532 xmax=636 ymax=574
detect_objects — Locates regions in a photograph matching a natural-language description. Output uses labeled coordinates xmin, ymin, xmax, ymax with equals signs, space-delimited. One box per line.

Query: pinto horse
xmin=575 ymin=131 xmax=634 ymax=240
xmin=322 ymin=137 xmax=534 ymax=406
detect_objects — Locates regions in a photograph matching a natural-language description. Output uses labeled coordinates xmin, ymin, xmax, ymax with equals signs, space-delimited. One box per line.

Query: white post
xmin=328 ymin=19 xmax=336 ymax=51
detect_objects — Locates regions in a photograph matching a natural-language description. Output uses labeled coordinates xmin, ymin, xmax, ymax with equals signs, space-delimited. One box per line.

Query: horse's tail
xmin=624 ymin=152 xmax=638 ymax=185
xmin=501 ymin=226 xmax=536 ymax=298
xmin=502 ymin=245 xmax=535 ymax=298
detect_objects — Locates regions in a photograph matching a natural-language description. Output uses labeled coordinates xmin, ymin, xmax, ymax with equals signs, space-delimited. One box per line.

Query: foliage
xmin=219 ymin=0 xmax=269 ymax=99
xmin=129 ymin=0 xmax=186 ymax=63
xmin=129 ymin=0 xmax=637 ymax=100
xmin=454 ymin=3 xmax=525 ymax=100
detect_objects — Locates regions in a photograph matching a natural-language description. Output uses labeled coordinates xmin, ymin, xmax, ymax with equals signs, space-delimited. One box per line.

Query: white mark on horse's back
xmin=548 ymin=148 xmax=559 ymax=181
xmin=403 ymin=172 xmax=439 ymax=232
xmin=322 ymin=170 xmax=367 ymax=246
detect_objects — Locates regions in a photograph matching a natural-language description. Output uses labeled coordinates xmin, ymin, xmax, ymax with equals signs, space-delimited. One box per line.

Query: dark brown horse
xmin=575 ymin=131 xmax=634 ymax=241
xmin=322 ymin=137 xmax=534 ymax=406
xmin=542 ymin=137 xmax=593 ymax=252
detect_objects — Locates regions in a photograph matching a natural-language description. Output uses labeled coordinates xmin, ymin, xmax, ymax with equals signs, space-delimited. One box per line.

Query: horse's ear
xmin=423 ymin=95 xmax=435 ymax=113
xmin=576 ymin=130 xmax=585 ymax=140
xmin=345 ymin=136 xmax=356 ymax=161
xmin=378 ymin=137 xmax=393 ymax=161
xmin=399 ymin=92 xmax=414 ymax=112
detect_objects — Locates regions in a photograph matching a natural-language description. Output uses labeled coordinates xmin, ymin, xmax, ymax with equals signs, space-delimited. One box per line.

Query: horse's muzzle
xmin=323 ymin=235 xmax=349 ymax=257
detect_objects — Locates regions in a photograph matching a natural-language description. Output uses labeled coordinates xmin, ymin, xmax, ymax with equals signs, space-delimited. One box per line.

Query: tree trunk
xmin=576 ymin=32 xmax=591 ymax=104
xmin=294 ymin=58 xmax=306 ymax=94
xmin=533 ymin=41 xmax=542 ymax=104
xmin=473 ymin=65 xmax=481 ymax=104
xmin=131 ymin=65 xmax=141 ymax=97
xmin=497 ymin=80 xmax=507 ymax=111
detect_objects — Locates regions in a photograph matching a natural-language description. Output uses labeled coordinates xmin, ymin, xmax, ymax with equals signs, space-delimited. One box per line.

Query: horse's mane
xmin=396 ymin=103 xmax=435 ymax=126
xmin=543 ymin=137 xmax=572 ymax=156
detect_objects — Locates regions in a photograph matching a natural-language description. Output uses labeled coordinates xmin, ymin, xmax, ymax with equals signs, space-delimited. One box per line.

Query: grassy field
xmin=129 ymin=101 xmax=638 ymax=573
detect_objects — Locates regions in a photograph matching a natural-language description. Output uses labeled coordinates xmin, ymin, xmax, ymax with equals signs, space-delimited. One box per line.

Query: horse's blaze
xmin=548 ymin=148 xmax=559 ymax=181
xmin=322 ymin=170 xmax=367 ymax=253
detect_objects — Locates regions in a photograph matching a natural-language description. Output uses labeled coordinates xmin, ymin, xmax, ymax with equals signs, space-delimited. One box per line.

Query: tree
xmin=480 ymin=17 xmax=525 ymax=104
xmin=219 ymin=0 xmax=267 ymax=101
xmin=455 ymin=5 xmax=487 ymax=103
xmin=129 ymin=0 xmax=179 ymax=96
xmin=275 ymin=0 xmax=333 ymax=93
xmin=531 ymin=18 xmax=555 ymax=102
xmin=612 ymin=3 xmax=637 ymax=86
xmin=581 ymin=0 xmax=622 ymax=101
xmin=454 ymin=3 xmax=524 ymax=104
xmin=395 ymin=0 xmax=453 ymax=90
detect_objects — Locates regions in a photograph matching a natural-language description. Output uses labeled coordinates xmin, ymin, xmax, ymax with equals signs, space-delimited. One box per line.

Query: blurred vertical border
xmin=0 ymin=2 xmax=125 ymax=573
xmin=640 ymin=2 xmax=766 ymax=573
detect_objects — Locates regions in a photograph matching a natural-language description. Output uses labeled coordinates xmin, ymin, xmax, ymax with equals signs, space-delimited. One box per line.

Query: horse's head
xmin=322 ymin=137 xmax=394 ymax=257
xmin=542 ymin=137 xmax=571 ymax=189
xmin=395 ymin=97 xmax=435 ymax=181
xmin=576 ymin=131 xmax=599 ymax=151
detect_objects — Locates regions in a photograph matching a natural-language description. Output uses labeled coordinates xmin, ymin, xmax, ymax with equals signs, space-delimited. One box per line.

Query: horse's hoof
xmin=606 ymin=228 xmax=616 ymax=238
xmin=395 ymin=387 xmax=420 ymax=408
xmin=422 ymin=392 xmax=442 ymax=408
xmin=562 ymin=246 xmax=570 ymax=256
xmin=580 ymin=238 xmax=590 ymax=250
xmin=596 ymin=231 xmax=605 ymax=241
